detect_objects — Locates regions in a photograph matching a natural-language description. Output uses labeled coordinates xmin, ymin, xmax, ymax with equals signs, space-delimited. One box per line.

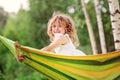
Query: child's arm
xmin=41 ymin=35 xmax=68 ymax=52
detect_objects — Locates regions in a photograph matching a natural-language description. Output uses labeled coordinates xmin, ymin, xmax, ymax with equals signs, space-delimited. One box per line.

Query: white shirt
xmin=54 ymin=33 xmax=86 ymax=56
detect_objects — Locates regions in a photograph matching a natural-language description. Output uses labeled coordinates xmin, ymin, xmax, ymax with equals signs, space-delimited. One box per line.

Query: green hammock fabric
xmin=0 ymin=35 xmax=120 ymax=80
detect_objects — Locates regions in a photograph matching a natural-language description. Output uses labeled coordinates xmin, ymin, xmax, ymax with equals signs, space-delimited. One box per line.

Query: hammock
xmin=0 ymin=35 xmax=120 ymax=80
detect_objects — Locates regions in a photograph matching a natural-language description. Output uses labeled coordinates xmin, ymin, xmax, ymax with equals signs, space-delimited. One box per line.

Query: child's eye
xmin=52 ymin=26 xmax=56 ymax=28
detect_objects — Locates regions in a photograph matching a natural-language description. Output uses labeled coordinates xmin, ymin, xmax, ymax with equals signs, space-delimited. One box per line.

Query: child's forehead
xmin=52 ymin=20 xmax=66 ymax=26
xmin=52 ymin=17 xmax=66 ymax=25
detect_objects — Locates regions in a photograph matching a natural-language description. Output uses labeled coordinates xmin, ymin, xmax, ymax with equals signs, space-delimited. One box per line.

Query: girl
xmin=42 ymin=13 xmax=86 ymax=56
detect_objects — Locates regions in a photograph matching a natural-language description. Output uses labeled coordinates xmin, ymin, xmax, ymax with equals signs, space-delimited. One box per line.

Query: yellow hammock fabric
xmin=0 ymin=35 xmax=120 ymax=80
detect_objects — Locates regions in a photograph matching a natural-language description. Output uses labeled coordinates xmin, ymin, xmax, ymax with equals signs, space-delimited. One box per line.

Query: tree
xmin=81 ymin=0 xmax=98 ymax=55
xmin=0 ymin=7 xmax=8 ymax=35
xmin=93 ymin=0 xmax=107 ymax=53
xmin=108 ymin=0 xmax=120 ymax=51
xmin=0 ymin=7 xmax=8 ymax=27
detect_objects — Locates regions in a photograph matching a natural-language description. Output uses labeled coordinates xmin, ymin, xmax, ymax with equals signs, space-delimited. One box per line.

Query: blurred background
xmin=0 ymin=0 xmax=119 ymax=79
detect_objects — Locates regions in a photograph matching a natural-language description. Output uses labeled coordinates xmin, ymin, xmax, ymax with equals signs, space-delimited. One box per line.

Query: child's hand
xmin=54 ymin=33 xmax=63 ymax=41
xmin=17 ymin=54 xmax=24 ymax=62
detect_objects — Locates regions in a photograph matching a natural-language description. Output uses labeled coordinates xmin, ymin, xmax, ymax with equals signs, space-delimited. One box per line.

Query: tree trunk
xmin=81 ymin=0 xmax=98 ymax=55
xmin=93 ymin=0 xmax=107 ymax=53
xmin=108 ymin=0 xmax=120 ymax=51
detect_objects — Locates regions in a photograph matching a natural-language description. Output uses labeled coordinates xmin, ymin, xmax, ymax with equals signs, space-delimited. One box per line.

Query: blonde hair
xmin=47 ymin=12 xmax=79 ymax=47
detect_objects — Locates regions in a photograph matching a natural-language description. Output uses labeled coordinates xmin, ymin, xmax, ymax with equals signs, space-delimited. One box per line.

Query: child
xmin=42 ymin=13 xmax=86 ymax=56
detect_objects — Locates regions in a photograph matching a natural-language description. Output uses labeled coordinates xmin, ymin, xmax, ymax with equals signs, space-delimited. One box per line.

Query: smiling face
xmin=47 ymin=15 xmax=70 ymax=41
xmin=51 ymin=19 xmax=66 ymax=36
xmin=47 ymin=14 xmax=79 ymax=47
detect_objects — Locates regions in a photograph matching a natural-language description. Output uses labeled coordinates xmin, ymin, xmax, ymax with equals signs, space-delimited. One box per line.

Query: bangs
xmin=51 ymin=16 xmax=67 ymax=27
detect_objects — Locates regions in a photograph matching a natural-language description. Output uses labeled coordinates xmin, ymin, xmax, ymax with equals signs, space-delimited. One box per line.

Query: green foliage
xmin=0 ymin=9 xmax=44 ymax=80
xmin=72 ymin=1 xmax=90 ymax=46
xmin=4 ymin=10 xmax=35 ymax=47
xmin=0 ymin=0 xmax=116 ymax=79
xmin=29 ymin=0 xmax=75 ymax=48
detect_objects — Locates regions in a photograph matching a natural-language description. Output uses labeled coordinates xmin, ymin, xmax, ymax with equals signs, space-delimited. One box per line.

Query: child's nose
xmin=55 ymin=26 xmax=59 ymax=30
